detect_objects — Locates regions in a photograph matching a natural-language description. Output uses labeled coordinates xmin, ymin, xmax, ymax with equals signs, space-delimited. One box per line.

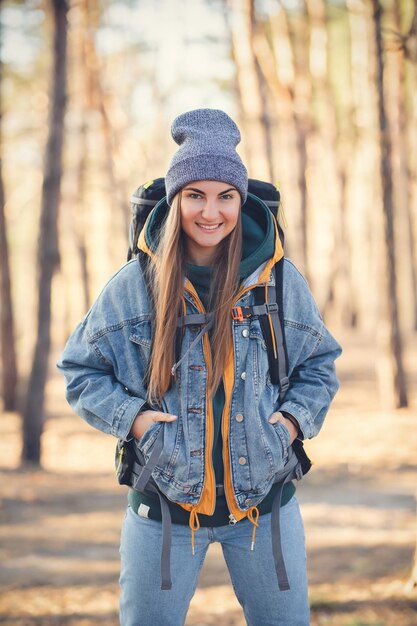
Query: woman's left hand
xmin=268 ymin=412 xmax=298 ymax=444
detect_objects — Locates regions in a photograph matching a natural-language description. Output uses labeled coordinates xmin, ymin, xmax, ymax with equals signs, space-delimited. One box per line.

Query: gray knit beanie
xmin=165 ymin=108 xmax=248 ymax=206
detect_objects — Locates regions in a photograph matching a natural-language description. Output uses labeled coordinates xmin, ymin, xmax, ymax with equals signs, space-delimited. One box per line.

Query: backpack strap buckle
xmin=267 ymin=302 xmax=279 ymax=314
xmin=232 ymin=306 xmax=252 ymax=321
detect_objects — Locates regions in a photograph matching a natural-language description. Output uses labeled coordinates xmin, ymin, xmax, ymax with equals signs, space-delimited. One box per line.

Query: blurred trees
xmin=227 ymin=0 xmax=274 ymax=180
xmin=0 ymin=182 xmax=18 ymax=414
xmin=372 ymin=0 xmax=407 ymax=407
xmin=0 ymin=38 xmax=18 ymax=411
xmin=21 ymin=0 xmax=68 ymax=464
xmin=0 ymin=0 xmax=416 ymax=464
xmin=229 ymin=0 xmax=413 ymax=407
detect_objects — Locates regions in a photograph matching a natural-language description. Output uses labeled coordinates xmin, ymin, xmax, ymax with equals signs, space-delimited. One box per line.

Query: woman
xmin=58 ymin=108 xmax=342 ymax=626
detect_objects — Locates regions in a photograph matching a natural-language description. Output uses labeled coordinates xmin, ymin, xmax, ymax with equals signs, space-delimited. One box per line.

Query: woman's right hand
xmin=130 ymin=410 xmax=177 ymax=440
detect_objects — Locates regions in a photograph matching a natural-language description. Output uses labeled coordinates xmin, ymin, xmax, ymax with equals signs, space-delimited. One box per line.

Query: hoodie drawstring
xmin=190 ymin=505 xmax=259 ymax=555
xmin=189 ymin=507 xmax=200 ymax=556
xmin=247 ymin=505 xmax=259 ymax=551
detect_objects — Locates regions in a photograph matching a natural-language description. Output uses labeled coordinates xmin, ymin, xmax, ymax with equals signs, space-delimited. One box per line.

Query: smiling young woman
xmin=57 ymin=108 xmax=342 ymax=626
xmin=179 ymin=181 xmax=241 ymax=265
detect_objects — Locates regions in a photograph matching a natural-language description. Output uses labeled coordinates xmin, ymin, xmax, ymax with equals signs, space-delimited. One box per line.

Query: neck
xmin=186 ymin=242 xmax=216 ymax=267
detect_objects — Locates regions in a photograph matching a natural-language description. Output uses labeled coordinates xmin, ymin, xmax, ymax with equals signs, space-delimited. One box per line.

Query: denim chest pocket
xmin=128 ymin=318 xmax=153 ymax=374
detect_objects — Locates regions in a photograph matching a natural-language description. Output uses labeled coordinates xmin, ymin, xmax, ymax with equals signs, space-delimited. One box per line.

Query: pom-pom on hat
xmin=165 ymin=108 xmax=248 ymax=206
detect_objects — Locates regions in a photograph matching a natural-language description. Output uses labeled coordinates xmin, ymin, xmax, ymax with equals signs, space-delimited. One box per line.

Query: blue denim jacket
xmin=57 ymin=253 xmax=341 ymax=520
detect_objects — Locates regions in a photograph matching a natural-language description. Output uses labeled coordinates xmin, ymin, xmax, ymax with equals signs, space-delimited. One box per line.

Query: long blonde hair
xmin=147 ymin=190 xmax=242 ymax=405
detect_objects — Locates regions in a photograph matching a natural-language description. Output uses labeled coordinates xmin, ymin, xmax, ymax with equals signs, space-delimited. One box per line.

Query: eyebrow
xmin=183 ymin=186 xmax=237 ymax=195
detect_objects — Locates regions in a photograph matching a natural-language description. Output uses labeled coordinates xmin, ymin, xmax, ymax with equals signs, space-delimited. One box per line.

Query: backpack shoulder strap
xmin=254 ymin=258 xmax=289 ymax=401
xmin=274 ymin=257 xmax=289 ymax=389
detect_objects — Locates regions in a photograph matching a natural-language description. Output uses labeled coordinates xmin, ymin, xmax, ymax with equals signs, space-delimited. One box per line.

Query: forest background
xmin=1 ymin=0 xmax=417 ymax=624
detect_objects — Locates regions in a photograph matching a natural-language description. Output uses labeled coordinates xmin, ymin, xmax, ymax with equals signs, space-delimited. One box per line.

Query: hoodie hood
xmin=137 ymin=194 xmax=283 ymax=284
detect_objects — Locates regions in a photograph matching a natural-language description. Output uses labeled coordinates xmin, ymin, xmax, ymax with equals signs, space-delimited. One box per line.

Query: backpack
xmin=128 ymin=177 xmax=284 ymax=260
xmin=116 ymin=177 xmax=312 ymax=592
xmin=127 ymin=177 xmax=288 ymax=397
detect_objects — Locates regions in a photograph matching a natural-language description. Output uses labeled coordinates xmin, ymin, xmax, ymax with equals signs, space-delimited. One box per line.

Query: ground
xmin=1 ymin=330 xmax=417 ymax=625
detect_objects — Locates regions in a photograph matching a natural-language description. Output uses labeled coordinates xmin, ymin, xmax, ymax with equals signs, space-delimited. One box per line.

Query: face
xmin=179 ymin=180 xmax=241 ymax=266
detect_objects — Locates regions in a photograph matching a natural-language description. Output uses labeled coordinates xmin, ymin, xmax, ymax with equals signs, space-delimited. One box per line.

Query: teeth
xmin=197 ymin=224 xmax=220 ymax=230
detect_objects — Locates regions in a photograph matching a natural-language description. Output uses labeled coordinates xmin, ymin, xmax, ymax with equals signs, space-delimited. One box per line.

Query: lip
xmin=196 ymin=223 xmax=223 ymax=231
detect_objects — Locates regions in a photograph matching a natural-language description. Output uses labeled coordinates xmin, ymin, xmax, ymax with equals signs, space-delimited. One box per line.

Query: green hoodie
xmin=128 ymin=198 xmax=295 ymax=525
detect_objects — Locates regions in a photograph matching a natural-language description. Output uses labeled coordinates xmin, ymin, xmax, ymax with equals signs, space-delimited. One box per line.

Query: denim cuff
xmin=280 ymin=411 xmax=302 ymax=438
xmin=273 ymin=421 xmax=290 ymax=464
xmin=112 ymin=396 xmax=149 ymax=440
xmin=278 ymin=401 xmax=312 ymax=439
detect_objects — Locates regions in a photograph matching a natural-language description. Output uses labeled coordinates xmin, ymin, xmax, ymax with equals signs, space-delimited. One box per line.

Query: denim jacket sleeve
xmin=277 ymin=259 xmax=342 ymax=440
xmin=56 ymin=262 xmax=149 ymax=440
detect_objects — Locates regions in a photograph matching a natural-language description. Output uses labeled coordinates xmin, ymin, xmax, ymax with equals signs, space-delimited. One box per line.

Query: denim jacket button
xmin=242 ymin=328 xmax=249 ymax=338
xmin=240 ymin=371 xmax=246 ymax=380
xmin=244 ymin=498 xmax=252 ymax=505
xmin=235 ymin=413 xmax=244 ymax=423
xmin=238 ymin=456 xmax=247 ymax=465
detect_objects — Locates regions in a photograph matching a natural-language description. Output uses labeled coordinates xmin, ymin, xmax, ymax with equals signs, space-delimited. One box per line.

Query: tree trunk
xmin=227 ymin=0 xmax=273 ymax=180
xmin=249 ymin=2 xmax=274 ymax=182
xmin=403 ymin=2 xmax=417 ymax=330
xmin=83 ymin=0 xmax=129 ymax=262
xmin=386 ymin=1 xmax=417 ymax=335
xmin=0 ymin=9 xmax=18 ymax=411
xmin=222 ymin=5 xmax=245 ymax=126
xmin=346 ymin=0 xmax=380 ymax=332
xmin=303 ymin=0 xmax=352 ymax=323
xmin=253 ymin=5 xmax=310 ymax=269
xmin=73 ymin=2 xmax=91 ymax=314
xmin=372 ymin=0 xmax=408 ymax=408
xmin=286 ymin=3 xmax=313 ymax=278
xmin=405 ymin=491 xmax=417 ymax=591
xmin=0 ymin=121 xmax=18 ymax=411
xmin=402 ymin=3 xmax=417 ymax=591
xmin=406 ymin=548 xmax=417 ymax=591
xmin=21 ymin=0 xmax=68 ymax=465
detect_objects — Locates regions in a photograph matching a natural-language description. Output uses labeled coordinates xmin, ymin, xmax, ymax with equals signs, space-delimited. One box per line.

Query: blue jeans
xmin=119 ymin=495 xmax=310 ymax=626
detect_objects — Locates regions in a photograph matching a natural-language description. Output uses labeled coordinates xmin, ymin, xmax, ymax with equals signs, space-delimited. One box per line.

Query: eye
xmin=220 ymin=194 xmax=234 ymax=200
xmin=187 ymin=193 xmax=203 ymax=200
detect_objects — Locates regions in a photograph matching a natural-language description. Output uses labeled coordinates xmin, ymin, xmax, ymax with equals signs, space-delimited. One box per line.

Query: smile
xmin=196 ymin=223 xmax=222 ymax=231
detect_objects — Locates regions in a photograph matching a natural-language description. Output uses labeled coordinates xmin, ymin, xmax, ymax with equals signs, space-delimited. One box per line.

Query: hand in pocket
xmin=131 ymin=410 xmax=177 ymax=439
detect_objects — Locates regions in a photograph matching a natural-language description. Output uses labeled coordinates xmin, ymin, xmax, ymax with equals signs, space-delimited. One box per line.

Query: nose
xmin=201 ymin=197 xmax=220 ymax=220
